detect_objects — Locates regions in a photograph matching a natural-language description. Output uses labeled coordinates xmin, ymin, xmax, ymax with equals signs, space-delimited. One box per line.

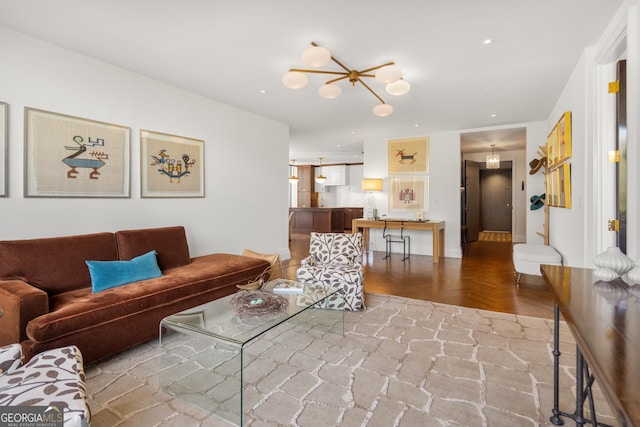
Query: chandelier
xmin=282 ymin=42 xmax=410 ymax=117
xmin=486 ymin=144 xmax=500 ymax=169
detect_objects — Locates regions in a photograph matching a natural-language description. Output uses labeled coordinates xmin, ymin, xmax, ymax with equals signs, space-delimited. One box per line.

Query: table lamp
xmin=362 ymin=178 xmax=383 ymax=219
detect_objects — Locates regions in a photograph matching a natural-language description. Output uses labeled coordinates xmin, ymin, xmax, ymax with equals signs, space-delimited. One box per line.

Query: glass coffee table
xmin=159 ymin=280 xmax=344 ymax=426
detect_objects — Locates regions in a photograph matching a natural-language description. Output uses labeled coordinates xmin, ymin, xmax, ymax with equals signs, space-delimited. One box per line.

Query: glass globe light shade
xmin=318 ymin=84 xmax=342 ymax=99
xmin=375 ymin=65 xmax=402 ymax=83
xmin=373 ymin=104 xmax=394 ymax=117
xmin=301 ymin=46 xmax=331 ymax=67
xmin=386 ymin=79 xmax=411 ymax=96
xmin=282 ymin=71 xmax=308 ymax=89
xmin=315 ymin=175 xmax=327 ymax=184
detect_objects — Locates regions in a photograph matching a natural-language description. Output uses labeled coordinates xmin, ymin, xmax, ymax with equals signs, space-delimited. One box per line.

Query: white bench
xmin=512 ymin=243 xmax=562 ymax=285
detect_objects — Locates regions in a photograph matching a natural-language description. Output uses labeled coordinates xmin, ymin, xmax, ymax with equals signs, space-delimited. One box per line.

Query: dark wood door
xmin=465 ymin=160 xmax=481 ymax=241
xmin=616 ymin=60 xmax=627 ymax=253
xmin=480 ymin=169 xmax=512 ymax=232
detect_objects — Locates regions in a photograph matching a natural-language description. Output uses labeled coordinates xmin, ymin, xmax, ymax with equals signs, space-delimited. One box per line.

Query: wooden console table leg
xmin=432 ymin=226 xmax=444 ymax=263
xmin=362 ymin=228 xmax=371 ymax=253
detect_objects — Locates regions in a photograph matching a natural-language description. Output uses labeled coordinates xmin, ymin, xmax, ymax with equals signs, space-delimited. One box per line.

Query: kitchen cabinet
xmin=296 ymin=165 xmax=317 ymax=207
xmin=320 ymin=165 xmax=347 ymax=186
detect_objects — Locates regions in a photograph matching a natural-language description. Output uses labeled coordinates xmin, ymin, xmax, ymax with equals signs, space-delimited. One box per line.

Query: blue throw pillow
xmin=86 ymin=250 xmax=163 ymax=293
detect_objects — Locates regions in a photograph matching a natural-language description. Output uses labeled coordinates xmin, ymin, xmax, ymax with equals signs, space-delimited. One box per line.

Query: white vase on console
xmin=594 ymin=268 xmax=618 ymax=282
xmin=626 ymin=264 xmax=640 ymax=286
xmin=593 ymin=247 xmax=635 ymax=279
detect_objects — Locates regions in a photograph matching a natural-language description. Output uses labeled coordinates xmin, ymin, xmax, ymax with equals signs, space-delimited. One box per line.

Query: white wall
xmin=0 ymin=26 xmax=290 ymax=259
xmin=363 ymin=131 xmax=461 ymax=258
xmin=547 ymin=0 xmax=640 ymax=266
xmin=525 ymin=123 xmax=552 ymax=243
xmin=546 ymin=50 xmax=590 ymax=267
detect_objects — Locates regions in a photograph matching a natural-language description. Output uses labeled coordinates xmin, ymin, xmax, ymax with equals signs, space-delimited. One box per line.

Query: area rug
xmin=84 ymin=293 xmax=616 ymax=426
xmin=478 ymin=231 xmax=512 ymax=242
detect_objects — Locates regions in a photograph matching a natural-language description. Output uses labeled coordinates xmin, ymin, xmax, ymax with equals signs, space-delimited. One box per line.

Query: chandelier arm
xmin=329 ymin=56 xmax=354 ymax=74
xmin=356 ymin=77 xmax=385 ymax=104
xmin=289 ymin=68 xmax=349 ymax=76
xmin=358 ymin=62 xmax=395 ymax=74
xmin=325 ymin=75 xmax=351 ymax=85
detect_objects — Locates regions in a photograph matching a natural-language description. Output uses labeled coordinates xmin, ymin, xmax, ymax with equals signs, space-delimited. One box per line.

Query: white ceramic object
xmin=626 ymin=266 xmax=640 ymax=285
xmin=593 ymin=247 xmax=635 ymax=276
xmin=594 ymin=268 xmax=619 ymax=282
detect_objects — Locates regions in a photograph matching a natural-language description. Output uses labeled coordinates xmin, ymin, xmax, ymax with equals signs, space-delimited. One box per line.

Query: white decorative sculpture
xmin=593 ymin=247 xmax=635 ymax=278
xmin=627 ymin=265 xmax=640 ymax=286
xmin=594 ymin=268 xmax=618 ymax=282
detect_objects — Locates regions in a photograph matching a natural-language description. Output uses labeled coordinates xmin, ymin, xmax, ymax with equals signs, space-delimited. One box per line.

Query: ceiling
xmin=0 ymin=0 xmax=623 ymax=164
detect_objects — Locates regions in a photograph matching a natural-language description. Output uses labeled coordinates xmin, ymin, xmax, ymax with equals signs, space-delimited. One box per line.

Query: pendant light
xmin=315 ymin=157 xmax=327 ymax=184
xmin=288 ymin=160 xmax=299 ymax=184
xmin=486 ymin=144 xmax=500 ymax=169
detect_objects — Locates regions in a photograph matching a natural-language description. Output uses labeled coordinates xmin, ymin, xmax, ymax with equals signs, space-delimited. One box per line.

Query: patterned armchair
xmin=0 ymin=344 xmax=91 ymax=427
xmin=296 ymin=232 xmax=364 ymax=310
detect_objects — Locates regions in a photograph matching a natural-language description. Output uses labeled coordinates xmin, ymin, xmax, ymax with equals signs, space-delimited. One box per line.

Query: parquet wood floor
xmin=284 ymin=232 xmax=555 ymax=319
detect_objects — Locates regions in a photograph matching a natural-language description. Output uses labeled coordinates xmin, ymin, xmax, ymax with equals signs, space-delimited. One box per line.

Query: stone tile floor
xmin=85 ymin=293 xmax=618 ymax=426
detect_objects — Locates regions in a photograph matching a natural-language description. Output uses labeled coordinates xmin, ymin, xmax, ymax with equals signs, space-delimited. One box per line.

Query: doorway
xmin=463 ymin=160 xmax=513 ymax=241
xmin=460 ymin=127 xmax=526 ymax=249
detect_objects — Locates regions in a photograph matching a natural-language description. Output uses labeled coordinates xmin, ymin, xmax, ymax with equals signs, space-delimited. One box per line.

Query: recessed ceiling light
xmin=259 ymin=89 xmax=267 ymax=94
xmin=351 ymin=131 xmax=356 ymax=134
xmin=414 ymin=124 xmax=420 ymax=127
xmin=490 ymin=114 xmax=497 ymax=118
xmin=483 ymin=39 xmax=493 ymax=45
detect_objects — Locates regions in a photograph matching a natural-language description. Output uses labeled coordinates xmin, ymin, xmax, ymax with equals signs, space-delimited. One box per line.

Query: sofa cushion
xmin=26 ymin=254 xmax=270 ymax=344
xmin=116 ymin=226 xmax=190 ymax=270
xmin=0 ymin=232 xmax=118 ymax=294
xmin=87 ymin=250 xmax=163 ymax=293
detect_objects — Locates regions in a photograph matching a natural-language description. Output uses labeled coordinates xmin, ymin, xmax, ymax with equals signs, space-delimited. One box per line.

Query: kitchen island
xmin=290 ymin=207 xmax=362 ymax=234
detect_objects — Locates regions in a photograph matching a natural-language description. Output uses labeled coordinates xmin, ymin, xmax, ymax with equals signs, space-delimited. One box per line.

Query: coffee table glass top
xmin=160 ymin=280 xmax=339 ymax=346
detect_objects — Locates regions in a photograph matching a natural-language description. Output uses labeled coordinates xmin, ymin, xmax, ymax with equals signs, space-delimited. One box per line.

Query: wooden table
xmin=351 ymin=218 xmax=445 ymax=263
xmin=541 ymin=265 xmax=640 ymax=427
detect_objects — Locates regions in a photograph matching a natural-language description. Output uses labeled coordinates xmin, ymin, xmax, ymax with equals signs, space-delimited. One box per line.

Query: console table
xmin=352 ymin=218 xmax=445 ymax=263
xmin=541 ymin=264 xmax=640 ymax=427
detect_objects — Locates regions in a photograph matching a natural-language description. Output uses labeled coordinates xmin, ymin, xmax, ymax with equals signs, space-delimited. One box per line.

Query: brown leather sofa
xmin=0 ymin=226 xmax=270 ymax=364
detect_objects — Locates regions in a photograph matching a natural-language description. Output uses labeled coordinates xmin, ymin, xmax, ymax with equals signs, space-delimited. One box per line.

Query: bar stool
xmin=382 ymin=220 xmax=410 ymax=261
